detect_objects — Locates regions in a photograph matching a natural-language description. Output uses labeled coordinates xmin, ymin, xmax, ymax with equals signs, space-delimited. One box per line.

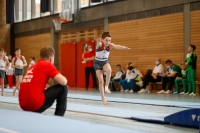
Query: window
xmin=41 ymin=0 xmax=53 ymax=17
xmin=54 ymin=0 xmax=62 ymax=13
xmin=81 ymin=0 xmax=118 ymax=8
xmin=14 ymin=0 xmax=23 ymax=22
xmin=90 ymin=0 xmax=103 ymax=6
xmin=60 ymin=0 xmax=74 ymax=21
xmin=23 ymin=0 xmax=31 ymax=20
xmin=54 ymin=0 xmax=74 ymax=13
xmin=32 ymin=0 xmax=41 ymax=18
xmin=14 ymin=0 xmax=78 ymax=22
xmin=41 ymin=12 xmax=51 ymax=17
xmin=81 ymin=0 xmax=89 ymax=8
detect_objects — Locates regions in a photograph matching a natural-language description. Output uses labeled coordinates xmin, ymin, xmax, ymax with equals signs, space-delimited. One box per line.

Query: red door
xmin=76 ymin=40 xmax=96 ymax=89
xmin=60 ymin=42 xmax=76 ymax=87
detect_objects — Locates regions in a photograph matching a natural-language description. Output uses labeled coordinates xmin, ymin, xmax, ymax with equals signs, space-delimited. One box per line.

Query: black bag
xmin=133 ymin=81 xmax=141 ymax=92
xmin=109 ymin=80 xmax=121 ymax=91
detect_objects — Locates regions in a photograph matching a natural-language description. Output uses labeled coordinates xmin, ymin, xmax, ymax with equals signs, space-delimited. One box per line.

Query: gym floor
xmin=0 ymin=89 xmax=199 ymax=133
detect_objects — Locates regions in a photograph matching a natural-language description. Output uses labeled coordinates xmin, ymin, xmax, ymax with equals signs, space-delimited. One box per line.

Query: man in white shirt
xmin=138 ymin=58 xmax=164 ymax=93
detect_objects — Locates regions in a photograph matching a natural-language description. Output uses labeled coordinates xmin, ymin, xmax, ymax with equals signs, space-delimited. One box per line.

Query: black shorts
xmin=93 ymin=60 xmax=109 ymax=71
xmin=0 ymin=70 xmax=5 ymax=78
xmin=15 ymin=68 xmax=24 ymax=76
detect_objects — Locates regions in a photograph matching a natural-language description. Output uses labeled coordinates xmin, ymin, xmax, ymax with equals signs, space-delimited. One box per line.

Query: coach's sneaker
xmin=165 ymin=90 xmax=171 ymax=94
xmin=180 ymin=92 xmax=185 ymax=95
xmin=129 ymin=90 xmax=133 ymax=93
xmin=157 ymin=90 xmax=165 ymax=94
xmin=138 ymin=89 xmax=146 ymax=93
xmin=184 ymin=92 xmax=189 ymax=95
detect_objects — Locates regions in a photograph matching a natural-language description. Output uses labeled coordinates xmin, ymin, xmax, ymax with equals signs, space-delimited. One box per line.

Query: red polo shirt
xmin=84 ymin=52 xmax=95 ymax=67
xmin=19 ymin=59 xmax=59 ymax=111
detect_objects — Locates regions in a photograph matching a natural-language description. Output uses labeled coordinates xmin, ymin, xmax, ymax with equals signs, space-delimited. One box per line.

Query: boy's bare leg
xmin=1 ymin=78 xmax=4 ymax=96
xmin=13 ymin=76 xmax=19 ymax=96
xmin=103 ymin=64 xmax=111 ymax=93
xmin=96 ymin=70 xmax=108 ymax=105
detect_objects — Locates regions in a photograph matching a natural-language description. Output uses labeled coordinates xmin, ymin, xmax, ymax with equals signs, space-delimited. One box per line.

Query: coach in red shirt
xmin=19 ymin=46 xmax=68 ymax=116
xmin=83 ymin=45 xmax=97 ymax=90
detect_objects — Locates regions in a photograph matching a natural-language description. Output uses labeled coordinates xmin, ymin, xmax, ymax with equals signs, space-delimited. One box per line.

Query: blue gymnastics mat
xmin=0 ymin=96 xmax=199 ymax=128
xmin=67 ymin=94 xmax=200 ymax=108
xmin=131 ymin=108 xmax=200 ymax=128
xmin=0 ymin=109 xmax=142 ymax=133
xmin=2 ymin=89 xmax=200 ymax=108
xmin=0 ymin=96 xmax=168 ymax=119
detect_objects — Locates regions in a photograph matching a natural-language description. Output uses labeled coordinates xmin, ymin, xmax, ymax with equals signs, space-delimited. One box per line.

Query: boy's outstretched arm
xmin=110 ymin=43 xmax=130 ymax=50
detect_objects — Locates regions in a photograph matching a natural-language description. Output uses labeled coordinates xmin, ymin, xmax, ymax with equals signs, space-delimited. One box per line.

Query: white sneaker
xmin=12 ymin=86 xmax=16 ymax=89
xmin=189 ymin=92 xmax=193 ymax=96
xmin=165 ymin=90 xmax=171 ymax=94
xmin=180 ymin=92 xmax=185 ymax=95
xmin=157 ymin=90 xmax=166 ymax=94
xmin=173 ymin=91 xmax=178 ymax=94
xmin=124 ymin=90 xmax=129 ymax=92
xmin=138 ymin=89 xmax=146 ymax=93
xmin=184 ymin=92 xmax=189 ymax=95
xmin=129 ymin=90 xmax=133 ymax=93
xmin=120 ymin=89 xmax=124 ymax=92
xmin=189 ymin=92 xmax=196 ymax=96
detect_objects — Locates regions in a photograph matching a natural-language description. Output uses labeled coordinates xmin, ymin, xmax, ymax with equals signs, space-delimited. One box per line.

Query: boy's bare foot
xmin=105 ymin=89 xmax=111 ymax=94
xmin=102 ymin=99 xmax=108 ymax=105
xmin=1 ymin=93 xmax=4 ymax=96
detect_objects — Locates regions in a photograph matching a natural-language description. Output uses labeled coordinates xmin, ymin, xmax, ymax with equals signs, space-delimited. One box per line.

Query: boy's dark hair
xmin=190 ymin=44 xmax=196 ymax=51
xmin=116 ymin=64 xmax=121 ymax=67
xmin=128 ymin=66 xmax=133 ymax=70
xmin=15 ymin=48 xmax=20 ymax=52
xmin=40 ymin=46 xmax=55 ymax=59
xmin=165 ymin=60 xmax=172 ymax=64
xmin=102 ymin=32 xmax=111 ymax=39
xmin=31 ymin=57 xmax=35 ymax=60
xmin=0 ymin=48 xmax=4 ymax=52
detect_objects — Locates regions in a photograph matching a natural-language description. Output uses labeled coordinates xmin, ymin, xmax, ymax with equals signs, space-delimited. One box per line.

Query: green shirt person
xmin=185 ymin=44 xmax=197 ymax=96
xmin=174 ymin=63 xmax=187 ymax=94
xmin=157 ymin=60 xmax=181 ymax=94
xmin=166 ymin=64 xmax=181 ymax=76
